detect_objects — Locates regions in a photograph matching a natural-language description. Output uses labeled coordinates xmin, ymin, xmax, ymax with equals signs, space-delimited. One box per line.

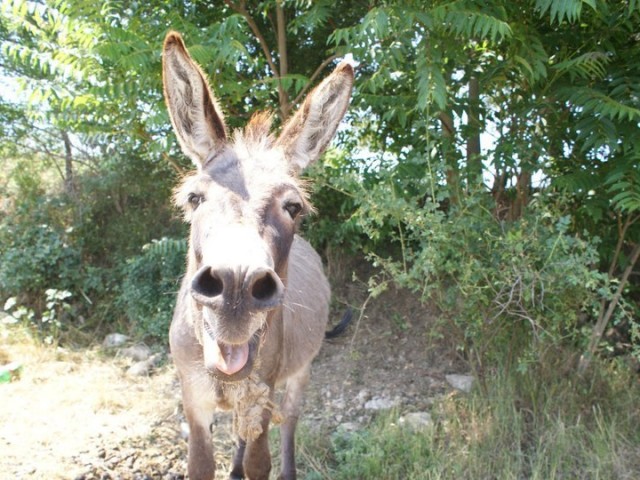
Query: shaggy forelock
xmin=174 ymin=113 xmax=312 ymax=221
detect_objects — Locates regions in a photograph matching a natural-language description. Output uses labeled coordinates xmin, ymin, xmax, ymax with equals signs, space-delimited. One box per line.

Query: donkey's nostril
xmin=192 ymin=267 xmax=223 ymax=298
xmin=249 ymin=270 xmax=283 ymax=307
xmin=251 ymin=273 xmax=277 ymax=300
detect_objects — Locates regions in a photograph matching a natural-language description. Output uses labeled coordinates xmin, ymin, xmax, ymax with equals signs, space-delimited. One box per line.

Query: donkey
xmin=162 ymin=31 xmax=353 ymax=480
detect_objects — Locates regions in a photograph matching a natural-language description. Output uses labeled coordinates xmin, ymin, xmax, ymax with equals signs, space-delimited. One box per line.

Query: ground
xmin=0 ymin=271 xmax=466 ymax=479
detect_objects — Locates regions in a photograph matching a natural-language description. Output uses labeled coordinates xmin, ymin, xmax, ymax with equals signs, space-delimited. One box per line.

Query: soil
xmin=0 ymin=263 xmax=467 ymax=479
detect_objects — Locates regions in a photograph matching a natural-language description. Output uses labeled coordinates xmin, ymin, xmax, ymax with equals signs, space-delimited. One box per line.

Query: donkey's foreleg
xmin=278 ymin=366 xmax=311 ymax=480
xmin=181 ymin=379 xmax=217 ymax=480
xmin=230 ymin=437 xmax=247 ymax=479
xmin=241 ymin=409 xmax=273 ymax=480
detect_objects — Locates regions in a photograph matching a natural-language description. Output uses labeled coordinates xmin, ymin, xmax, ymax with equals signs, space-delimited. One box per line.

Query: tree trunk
xmin=439 ymin=110 xmax=459 ymax=205
xmin=509 ymin=169 xmax=531 ymax=220
xmin=276 ymin=0 xmax=290 ymax=120
xmin=61 ymin=130 xmax=75 ymax=197
xmin=466 ymin=75 xmax=482 ymax=186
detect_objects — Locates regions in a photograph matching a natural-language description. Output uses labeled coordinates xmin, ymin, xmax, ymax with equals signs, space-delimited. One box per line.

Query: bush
xmin=71 ymin=154 xmax=184 ymax=266
xmin=0 ymin=159 xmax=82 ymax=311
xmin=0 ymin=203 xmax=82 ymax=302
xmin=117 ymin=237 xmax=187 ymax=341
xmin=310 ymin=157 xmax=607 ymax=370
xmin=388 ymin=194 xmax=602 ymax=369
xmin=0 ymin=153 xmax=187 ymax=343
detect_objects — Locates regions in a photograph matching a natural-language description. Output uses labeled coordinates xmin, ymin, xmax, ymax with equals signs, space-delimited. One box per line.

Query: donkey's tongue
xmin=216 ymin=342 xmax=249 ymax=375
xmin=203 ymin=333 xmax=249 ymax=375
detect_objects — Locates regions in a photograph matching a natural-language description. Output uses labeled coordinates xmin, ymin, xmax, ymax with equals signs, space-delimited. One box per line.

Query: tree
xmin=0 ymin=0 xmax=638 ymax=365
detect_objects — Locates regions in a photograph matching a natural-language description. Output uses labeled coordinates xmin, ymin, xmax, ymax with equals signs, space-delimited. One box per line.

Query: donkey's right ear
xmin=162 ymin=31 xmax=227 ymax=169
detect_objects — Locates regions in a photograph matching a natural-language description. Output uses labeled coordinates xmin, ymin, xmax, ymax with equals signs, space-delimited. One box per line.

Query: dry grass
xmin=0 ymin=327 xmax=180 ymax=479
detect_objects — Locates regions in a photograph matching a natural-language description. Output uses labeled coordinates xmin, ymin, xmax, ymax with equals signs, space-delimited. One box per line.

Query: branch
xmin=438 ymin=111 xmax=455 ymax=136
xmin=61 ymin=130 xmax=76 ymax=196
xmin=162 ymin=152 xmax=187 ymax=175
xmin=11 ymin=139 xmax=100 ymax=173
xmin=610 ymin=213 xmax=639 ymax=277
xmin=225 ymin=0 xmax=279 ymax=78
xmin=578 ymin=242 xmax=640 ymax=374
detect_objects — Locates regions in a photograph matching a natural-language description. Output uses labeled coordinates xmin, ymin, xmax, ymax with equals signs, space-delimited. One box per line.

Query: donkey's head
xmin=162 ymin=32 xmax=353 ymax=381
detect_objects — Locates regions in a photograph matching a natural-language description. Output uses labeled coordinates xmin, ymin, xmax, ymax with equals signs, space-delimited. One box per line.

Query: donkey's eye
xmin=188 ymin=193 xmax=205 ymax=208
xmin=284 ymin=201 xmax=303 ymax=219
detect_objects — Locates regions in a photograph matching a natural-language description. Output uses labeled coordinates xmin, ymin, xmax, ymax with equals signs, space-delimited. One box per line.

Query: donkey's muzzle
xmin=190 ymin=265 xmax=284 ymax=312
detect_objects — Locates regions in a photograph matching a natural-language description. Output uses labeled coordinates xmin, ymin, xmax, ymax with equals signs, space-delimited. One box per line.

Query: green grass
xmin=295 ymin=356 xmax=640 ymax=480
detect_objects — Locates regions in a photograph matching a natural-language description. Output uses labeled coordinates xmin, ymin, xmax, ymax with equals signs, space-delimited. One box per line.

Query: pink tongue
xmin=203 ymin=332 xmax=249 ymax=375
xmin=215 ymin=342 xmax=249 ymax=375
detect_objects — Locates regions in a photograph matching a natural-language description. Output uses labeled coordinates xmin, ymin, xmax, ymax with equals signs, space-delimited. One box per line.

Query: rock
xmin=399 ymin=412 xmax=433 ymax=431
xmin=445 ymin=374 xmax=474 ymax=393
xmin=336 ymin=421 xmax=360 ymax=433
xmin=364 ymin=397 xmax=399 ymax=410
xmin=331 ymin=421 xmax=362 ymax=443
xmin=126 ymin=354 xmax=162 ymax=377
xmin=180 ymin=422 xmax=190 ymax=440
xmin=103 ymin=333 xmax=129 ymax=348
xmin=120 ymin=344 xmax=151 ymax=362
xmin=355 ymin=389 xmax=370 ymax=408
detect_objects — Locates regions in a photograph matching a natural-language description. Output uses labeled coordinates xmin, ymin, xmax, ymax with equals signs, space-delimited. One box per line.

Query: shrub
xmin=315 ymin=165 xmax=606 ymax=370
xmin=4 ymin=289 xmax=73 ymax=344
xmin=71 ymin=155 xmax=184 ymax=266
xmin=416 ymin=198 xmax=601 ymax=367
xmin=0 ymin=161 xmax=82 ymax=311
xmin=117 ymin=237 xmax=187 ymax=341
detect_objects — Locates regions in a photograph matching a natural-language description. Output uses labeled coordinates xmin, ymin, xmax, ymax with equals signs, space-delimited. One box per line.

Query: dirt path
xmin=0 ymin=286 xmax=462 ymax=479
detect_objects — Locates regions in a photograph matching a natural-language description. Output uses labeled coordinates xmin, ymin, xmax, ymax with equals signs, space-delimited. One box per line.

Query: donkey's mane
xmin=238 ymin=111 xmax=275 ymax=146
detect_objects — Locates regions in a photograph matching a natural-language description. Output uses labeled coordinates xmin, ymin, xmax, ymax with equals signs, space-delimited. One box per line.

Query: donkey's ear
xmin=277 ymin=61 xmax=354 ymax=173
xmin=162 ymin=31 xmax=227 ymax=168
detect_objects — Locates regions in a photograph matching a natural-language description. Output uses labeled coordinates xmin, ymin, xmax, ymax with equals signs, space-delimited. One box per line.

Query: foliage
xmin=4 ymin=288 xmax=73 ymax=344
xmin=329 ymin=416 xmax=434 ymax=479
xmin=0 ymin=0 xmax=638 ymax=368
xmin=0 ymin=159 xmax=81 ymax=306
xmin=352 ymin=183 xmax=606 ymax=367
xmin=117 ymin=238 xmax=187 ymax=341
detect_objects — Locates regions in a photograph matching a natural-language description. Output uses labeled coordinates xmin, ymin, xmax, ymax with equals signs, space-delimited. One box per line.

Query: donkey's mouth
xmin=202 ymin=325 xmax=262 ymax=381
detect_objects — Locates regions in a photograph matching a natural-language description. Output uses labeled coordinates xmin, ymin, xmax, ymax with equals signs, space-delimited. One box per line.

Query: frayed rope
xmin=226 ymin=373 xmax=283 ymax=442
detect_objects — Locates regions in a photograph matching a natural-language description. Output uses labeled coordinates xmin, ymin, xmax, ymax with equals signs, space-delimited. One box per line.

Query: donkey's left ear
xmin=277 ymin=61 xmax=354 ymax=174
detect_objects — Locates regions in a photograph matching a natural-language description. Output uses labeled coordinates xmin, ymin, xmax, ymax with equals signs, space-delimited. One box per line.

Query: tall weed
xmin=297 ymin=361 xmax=639 ymax=479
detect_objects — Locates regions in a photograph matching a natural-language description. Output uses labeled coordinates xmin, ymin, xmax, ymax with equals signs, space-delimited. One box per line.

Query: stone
xmin=126 ymin=354 xmax=162 ymax=377
xmin=445 ymin=374 xmax=474 ymax=393
xmin=336 ymin=421 xmax=360 ymax=433
xmin=331 ymin=421 xmax=362 ymax=443
xmin=364 ymin=397 xmax=399 ymax=410
xmin=120 ymin=344 xmax=151 ymax=362
xmin=355 ymin=389 xmax=370 ymax=407
xmin=399 ymin=411 xmax=433 ymax=431
xmin=180 ymin=422 xmax=190 ymax=440
xmin=103 ymin=333 xmax=129 ymax=348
